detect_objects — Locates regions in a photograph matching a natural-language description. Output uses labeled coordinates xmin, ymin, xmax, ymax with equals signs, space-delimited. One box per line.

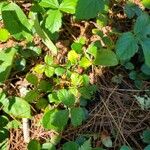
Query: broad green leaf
xmin=0 ymin=48 xmax=16 ymax=83
xmin=140 ymin=39 xmax=150 ymax=67
xmin=141 ymin=64 xmax=150 ymax=75
xmin=38 ymin=80 xmax=52 ymax=92
xmin=116 ymin=32 xmax=138 ymax=60
xmin=42 ymin=143 xmax=56 ymax=150
xmin=48 ymin=92 xmax=60 ymax=104
xmin=120 ymin=145 xmax=132 ymax=150
xmin=79 ymin=57 xmax=92 ymax=69
xmin=42 ymin=109 xmax=69 ymax=132
xmin=45 ymin=66 xmax=55 ymax=77
xmin=68 ymin=50 xmax=79 ymax=64
xmin=71 ymin=42 xmax=83 ymax=54
xmin=24 ymin=90 xmax=39 ymax=103
xmin=3 ymin=97 xmax=31 ymax=118
xmin=97 ymin=13 xmax=108 ymax=28
xmin=26 ymin=73 xmax=38 ymax=86
xmin=36 ymin=98 xmax=48 ymax=110
xmin=39 ymin=0 xmax=59 ymax=8
xmin=2 ymin=2 xmax=32 ymax=40
xmin=134 ymin=13 xmax=150 ymax=36
xmin=70 ymin=107 xmax=85 ymax=126
xmin=142 ymin=130 xmax=150 ymax=144
xmin=55 ymin=67 xmax=66 ymax=76
xmin=142 ymin=0 xmax=150 ymax=9
xmin=7 ymin=120 xmax=21 ymax=129
xmin=79 ymin=139 xmax=92 ymax=150
xmin=0 ymin=28 xmax=9 ymax=42
xmin=28 ymin=139 xmax=41 ymax=150
xmin=75 ymin=0 xmax=105 ymax=20
xmin=46 ymin=9 xmax=62 ymax=33
xmin=57 ymin=89 xmax=75 ymax=107
xmin=59 ymin=0 xmax=77 ymax=14
xmin=94 ymin=49 xmax=118 ymax=66
xmin=44 ymin=55 xmax=53 ymax=65
xmin=63 ymin=141 xmax=79 ymax=150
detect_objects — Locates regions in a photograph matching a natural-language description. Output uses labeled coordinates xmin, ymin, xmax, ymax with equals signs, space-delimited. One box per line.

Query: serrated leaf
xmin=116 ymin=32 xmax=138 ymax=60
xmin=63 ymin=141 xmax=79 ymax=150
xmin=57 ymin=89 xmax=75 ymax=107
xmin=79 ymin=139 xmax=92 ymax=150
xmin=46 ymin=9 xmax=62 ymax=33
xmin=2 ymin=2 xmax=32 ymax=40
xmin=42 ymin=109 xmax=69 ymax=132
xmin=68 ymin=50 xmax=79 ymax=64
xmin=39 ymin=0 xmax=59 ymax=8
xmin=42 ymin=143 xmax=56 ymax=150
xmin=75 ymin=0 xmax=105 ymax=20
xmin=38 ymin=80 xmax=52 ymax=92
xmin=55 ymin=67 xmax=66 ymax=76
xmin=140 ymin=39 xmax=150 ymax=67
xmin=28 ymin=139 xmax=41 ymax=150
xmin=71 ymin=73 xmax=83 ymax=86
xmin=94 ymin=49 xmax=118 ymax=66
xmin=34 ymin=64 xmax=45 ymax=74
xmin=24 ymin=90 xmax=39 ymax=103
xmin=3 ymin=97 xmax=31 ymax=118
xmin=70 ymin=107 xmax=85 ymax=126
xmin=0 ymin=28 xmax=9 ymax=42
xmin=59 ymin=0 xmax=77 ymax=14
xmin=79 ymin=57 xmax=91 ymax=69
xmin=44 ymin=55 xmax=53 ymax=65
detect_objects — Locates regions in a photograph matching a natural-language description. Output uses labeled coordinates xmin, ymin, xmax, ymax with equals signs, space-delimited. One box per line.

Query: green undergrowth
xmin=0 ymin=0 xmax=150 ymax=149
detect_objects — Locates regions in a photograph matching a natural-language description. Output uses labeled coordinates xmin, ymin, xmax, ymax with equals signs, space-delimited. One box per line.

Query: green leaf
xmin=48 ymin=92 xmax=60 ymax=104
xmin=44 ymin=55 xmax=53 ymax=65
xmin=26 ymin=73 xmax=38 ymax=86
xmin=144 ymin=145 xmax=150 ymax=150
xmin=140 ymin=39 xmax=150 ymax=67
xmin=79 ymin=139 xmax=92 ymax=150
xmin=79 ymin=57 xmax=91 ymax=69
xmin=116 ymin=32 xmax=138 ymax=60
xmin=46 ymin=9 xmax=62 ymax=33
xmin=39 ymin=0 xmax=59 ymax=8
xmin=0 ymin=116 xmax=8 ymax=128
xmin=2 ymin=2 xmax=32 ymax=40
xmin=68 ymin=50 xmax=79 ymax=64
xmin=38 ymin=80 xmax=52 ymax=92
xmin=101 ymin=136 xmax=112 ymax=148
xmin=141 ymin=64 xmax=150 ymax=75
xmin=71 ymin=73 xmax=83 ymax=86
xmin=7 ymin=120 xmax=21 ymax=129
xmin=63 ymin=141 xmax=79 ymax=150
xmin=0 ymin=48 xmax=16 ymax=83
xmin=55 ymin=67 xmax=66 ymax=76
xmin=57 ymin=89 xmax=75 ymax=107
xmin=134 ymin=13 xmax=150 ymax=36
xmin=142 ymin=130 xmax=150 ymax=144
xmin=71 ymin=42 xmax=83 ymax=54
xmin=0 ymin=128 xmax=9 ymax=143
xmin=0 ymin=28 xmax=9 ymax=42
xmin=94 ymin=49 xmax=118 ymax=66
xmin=42 ymin=109 xmax=69 ymax=132
xmin=75 ymin=0 xmax=105 ymax=20
xmin=70 ymin=107 xmax=85 ymax=126
xmin=28 ymin=139 xmax=41 ymax=150
xmin=59 ymin=0 xmax=77 ymax=14
xmin=45 ymin=66 xmax=55 ymax=77
xmin=142 ymin=0 xmax=150 ymax=9
xmin=24 ymin=90 xmax=39 ymax=103
xmin=36 ymin=98 xmax=48 ymax=110
xmin=34 ymin=64 xmax=45 ymax=74
xmin=120 ymin=145 xmax=132 ymax=150
xmin=42 ymin=143 xmax=56 ymax=150
xmin=3 ymin=97 xmax=31 ymax=118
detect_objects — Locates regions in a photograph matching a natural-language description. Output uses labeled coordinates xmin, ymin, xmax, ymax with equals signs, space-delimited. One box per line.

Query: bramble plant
xmin=0 ymin=0 xmax=150 ymax=149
